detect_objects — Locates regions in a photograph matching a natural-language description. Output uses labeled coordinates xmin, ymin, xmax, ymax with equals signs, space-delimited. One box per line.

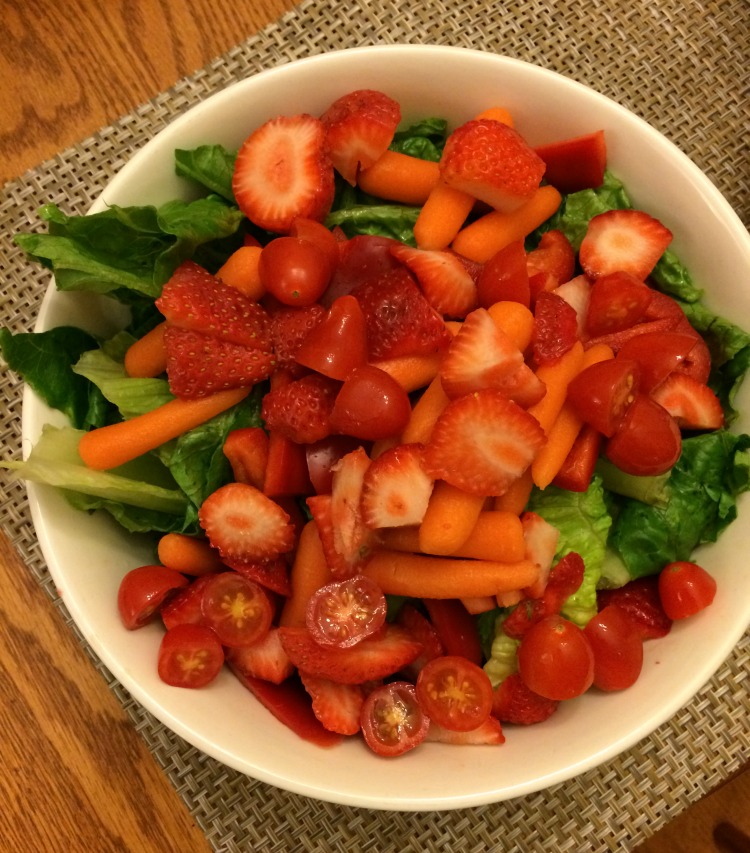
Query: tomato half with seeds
xmin=518 ymin=614 xmax=594 ymax=701
xmin=157 ymin=623 xmax=225 ymax=688
xmin=585 ymin=271 xmax=652 ymax=337
xmin=117 ymin=565 xmax=189 ymax=630
xmin=476 ymin=240 xmax=530 ymax=308
xmin=306 ymin=575 xmax=387 ymax=648
xmin=360 ymin=681 xmax=430 ymax=756
xmin=415 ymin=655 xmax=494 ymax=732
xmin=658 ymin=561 xmax=717 ymax=619
xmin=567 ymin=358 xmax=639 ymax=437
xmin=605 ymin=393 xmax=681 ymax=476
xmin=616 ymin=331 xmax=699 ymax=392
xmin=200 ymin=572 xmax=273 ymax=647
xmin=584 ymin=604 xmax=644 ymax=691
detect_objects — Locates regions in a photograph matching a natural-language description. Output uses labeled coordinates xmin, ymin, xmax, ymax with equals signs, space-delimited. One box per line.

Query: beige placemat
xmin=1 ymin=0 xmax=748 ymax=850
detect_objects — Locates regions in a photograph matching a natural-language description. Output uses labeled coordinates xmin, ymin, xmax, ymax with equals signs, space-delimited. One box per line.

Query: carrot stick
xmin=531 ymin=342 xmax=614 ymax=488
xmin=418 ymin=480 xmax=485 ymax=556
xmin=157 ymin=533 xmax=224 ymax=576
xmin=414 ymin=182 xmax=476 ymax=250
xmin=371 ymin=352 xmax=443 ymax=393
xmin=78 ymin=387 xmax=249 ymax=470
xmin=216 ymin=246 xmax=265 ymax=300
xmin=361 ymin=549 xmax=538 ymax=598
xmin=487 ymin=301 xmax=535 ymax=352
xmin=279 ymin=521 xmax=332 ymax=628
xmin=461 ymin=596 xmax=498 ymax=614
xmin=474 ymin=106 xmax=514 ymax=126
xmin=124 ymin=321 xmax=168 ymax=378
xmin=496 ymin=589 xmax=523 ymax=608
xmin=401 ymin=375 xmax=450 ymax=444
xmin=451 ymin=185 xmax=562 ymax=263
xmin=527 ymin=340 xmax=585 ymax=435
xmin=357 ymin=150 xmax=440 ymax=205
xmin=493 ymin=468 xmax=533 ymax=515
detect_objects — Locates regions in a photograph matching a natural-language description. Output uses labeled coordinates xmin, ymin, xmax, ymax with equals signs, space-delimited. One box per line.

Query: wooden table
xmin=0 ymin=2 xmax=746 ymax=850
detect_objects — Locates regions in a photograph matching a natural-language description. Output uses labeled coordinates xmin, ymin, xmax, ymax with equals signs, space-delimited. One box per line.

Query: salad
xmin=3 ymin=87 xmax=750 ymax=758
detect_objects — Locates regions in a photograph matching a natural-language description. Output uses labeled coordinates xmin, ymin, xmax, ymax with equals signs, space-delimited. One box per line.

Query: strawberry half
xmin=360 ymin=443 xmax=435 ymax=529
xmin=232 ymin=113 xmax=335 ymax=233
xmin=268 ymin=303 xmax=326 ymax=373
xmin=439 ymin=119 xmax=546 ymax=213
xmin=226 ymin=627 xmax=295 ymax=684
xmin=422 ymin=390 xmax=547 ymax=496
xmin=390 ymin=243 xmax=478 ymax=319
xmin=491 ymin=673 xmax=559 ymax=725
xmin=425 ymin=716 xmax=506 ymax=745
xmin=299 ymin=671 xmax=365 ymax=735
xmin=651 ymin=372 xmax=724 ymax=430
xmin=198 ymin=482 xmax=296 ymax=562
xmin=261 ymin=373 xmax=340 ymax=444
xmin=320 ymin=89 xmax=401 ymax=185
xmin=578 ymin=209 xmax=673 ymax=281
xmin=163 ymin=327 xmax=276 ymax=398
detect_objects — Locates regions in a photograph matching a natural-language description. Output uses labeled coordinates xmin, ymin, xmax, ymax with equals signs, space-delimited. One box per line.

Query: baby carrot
xmin=216 ymin=245 xmax=265 ymax=300
xmin=361 ymin=549 xmax=539 ymax=598
xmin=123 ymin=321 xmax=168 ymax=378
xmin=400 ymin=375 xmax=450 ymax=444
xmin=279 ymin=521 xmax=332 ymax=628
xmin=357 ymin=150 xmax=440 ymax=205
xmin=460 ymin=596 xmax=499 ymax=614
xmin=487 ymin=301 xmax=536 ymax=352
xmin=474 ymin=106 xmax=515 ymax=126
xmin=527 ymin=340 xmax=585 ymax=435
xmin=451 ymin=185 xmax=562 ymax=263
xmin=418 ymin=480 xmax=485 ymax=556
xmin=493 ymin=468 xmax=534 ymax=515
xmin=157 ymin=533 xmax=224 ymax=576
xmin=371 ymin=352 xmax=443 ymax=393
xmin=78 ymin=388 xmax=249 ymax=470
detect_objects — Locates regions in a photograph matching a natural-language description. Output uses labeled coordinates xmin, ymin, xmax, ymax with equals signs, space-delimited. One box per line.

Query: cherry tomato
xmin=305 ymin=434 xmax=365 ymax=494
xmin=200 ymin=572 xmax=273 ymax=647
xmin=258 ymin=236 xmax=332 ymax=306
xmin=517 ymin=614 xmax=594 ymax=701
xmin=585 ymin=271 xmax=652 ymax=337
xmin=117 ymin=565 xmax=189 ymax=630
xmin=658 ymin=561 xmax=717 ymax=619
xmin=305 ymin=575 xmax=387 ymax=648
xmin=526 ymin=229 xmax=576 ymax=285
xmin=157 ymin=623 xmax=225 ymax=688
xmin=616 ymin=331 xmax=700 ymax=392
xmin=566 ymin=358 xmax=639 ymax=437
xmin=289 ymin=217 xmax=339 ymax=272
xmin=295 ymin=295 xmax=369 ymax=379
xmin=476 ymin=240 xmax=530 ymax=308
xmin=323 ymin=235 xmax=403 ymax=307
xmin=605 ymin=393 xmax=682 ymax=476
xmin=329 ymin=364 xmax=411 ymax=440
xmin=360 ymin=681 xmax=430 ymax=756
xmin=415 ymin=655 xmax=494 ymax=732
xmin=160 ymin=574 xmax=214 ymax=631
xmin=583 ymin=604 xmax=644 ymax=691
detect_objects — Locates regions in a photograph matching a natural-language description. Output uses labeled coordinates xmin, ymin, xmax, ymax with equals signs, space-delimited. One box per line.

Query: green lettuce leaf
xmin=326 ymin=203 xmax=420 ymax=244
xmin=174 ymin=144 xmax=237 ymax=202
xmin=390 ymin=117 xmax=448 ymax=162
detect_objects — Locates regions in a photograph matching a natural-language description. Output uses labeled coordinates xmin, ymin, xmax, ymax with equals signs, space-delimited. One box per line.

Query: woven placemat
xmin=2 ymin=0 xmax=748 ymax=850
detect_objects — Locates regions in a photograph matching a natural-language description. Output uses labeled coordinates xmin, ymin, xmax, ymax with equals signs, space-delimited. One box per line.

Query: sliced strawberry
xmin=330 ymin=447 xmax=377 ymax=572
xmin=423 ymin=391 xmax=547 ymax=496
xmin=226 ymin=627 xmax=295 ymax=684
xmin=491 ymin=362 xmax=547 ymax=409
xmin=261 ymin=373 xmax=339 ymax=444
xmin=542 ymin=552 xmax=585 ymax=616
xmin=533 ymin=130 xmax=607 ymax=194
xmin=299 ymin=671 xmax=365 ymax=735
xmin=320 ymin=89 xmax=401 ymax=185
xmin=395 ymin=602 xmax=445 ymax=678
xmin=597 ymin=577 xmax=672 ymax=640
xmin=585 ymin=317 xmax=679 ymax=353
xmin=223 ymin=555 xmax=291 ymax=596
xmin=306 ymin=494 xmax=351 ymax=577
xmin=198 ymin=482 xmax=296 ymax=562
xmin=651 ymin=372 xmax=724 ymax=430
xmin=440 ymin=119 xmax=545 ymax=213
xmin=360 ymin=443 xmax=434 ymax=529
xmin=163 ymin=327 xmax=276 ymax=399
xmin=425 ymin=716 xmax=506 ymax=745
xmin=351 ymin=266 xmax=451 ymax=359
xmin=553 ymin=275 xmax=591 ymax=338
xmin=223 ymin=427 xmax=269 ymax=490
xmin=526 ymin=229 xmax=576 ymax=285
xmin=157 ymin=261 xmax=273 ymax=350
xmin=160 ymin=574 xmax=214 ymax=630
xmin=389 ymin=244 xmax=478 ymax=319
xmin=578 ymin=209 xmax=673 ymax=281
xmin=521 ymin=511 xmax=560 ymax=599
xmin=278 ymin=625 xmax=423 ymax=684
xmin=268 ymin=303 xmax=326 ymax=372
xmin=232 ymin=114 xmax=335 ymax=233
xmin=491 ymin=672 xmax=559 ymax=725
xmin=532 ymin=291 xmax=580 ymax=365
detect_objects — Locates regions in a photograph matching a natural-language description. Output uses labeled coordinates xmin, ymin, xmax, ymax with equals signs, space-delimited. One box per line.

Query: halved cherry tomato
xmin=551 ymin=424 xmax=602 ymax=492
xmin=423 ymin=598 xmax=483 ymax=666
xmin=517 ymin=614 xmax=594 ymax=701
xmin=290 ymin=217 xmax=339 ymax=272
xmin=415 ymin=655 xmax=494 ymax=732
xmin=157 ymin=623 xmax=225 ymax=688
xmin=160 ymin=574 xmax=214 ymax=630
xmin=200 ymin=572 xmax=273 ymax=647
xmin=305 ymin=575 xmax=387 ymax=648
xmin=566 ymin=358 xmax=639 ymax=437
xmin=605 ymin=393 xmax=681 ymax=476
xmin=526 ymin=229 xmax=576 ymax=285
xmin=295 ymin=295 xmax=368 ymax=379
xmin=616 ymin=331 xmax=700 ymax=392
xmin=329 ymin=364 xmax=411 ymax=440
xmin=360 ymin=681 xmax=430 ymax=756
xmin=583 ymin=604 xmax=644 ymax=691
xmin=476 ymin=240 xmax=530 ymax=308
xmin=258 ymin=236 xmax=332 ymax=306
xmin=585 ymin=271 xmax=652 ymax=337
xmin=117 ymin=565 xmax=189 ymax=630
xmin=323 ymin=235 xmax=402 ymax=307
xmin=658 ymin=561 xmax=717 ymax=619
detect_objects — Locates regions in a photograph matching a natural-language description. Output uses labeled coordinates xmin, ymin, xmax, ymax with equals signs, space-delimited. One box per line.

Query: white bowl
xmin=22 ymin=45 xmax=750 ymax=811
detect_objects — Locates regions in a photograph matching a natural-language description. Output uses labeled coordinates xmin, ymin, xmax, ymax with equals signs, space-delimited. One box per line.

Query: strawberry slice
xmin=306 ymin=494 xmax=351 ymax=577
xmin=597 ymin=577 xmax=672 ymax=640
xmin=157 ymin=261 xmax=273 ymax=350
xmin=422 ymin=390 xmax=547 ymax=496
xmin=360 ymin=443 xmax=435 ymax=529
xmin=651 ymin=372 xmax=724 ymax=430
xmin=532 ymin=291 xmax=580 ymax=365
xmin=198 ymin=482 xmax=296 ymax=562
xmin=223 ymin=426 xmax=269 ymax=490
xmin=268 ymin=303 xmax=326 ymax=373
xmin=232 ymin=113 xmax=335 ymax=233
xmin=526 ymin=229 xmax=576 ymax=285
xmin=299 ymin=671 xmax=365 ymax=735
xmin=223 ymin=555 xmax=291 ymax=596
xmin=439 ymin=119 xmax=546 ymax=213
xmin=395 ymin=602 xmax=445 ymax=678
xmin=226 ymin=627 xmax=295 ymax=684
xmin=163 ymin=327 xmax=276 ymax=399
xmin=439 ymin=307 xmax=524 ymax=399
xmin=389 ymin=244 xmax=478 ymax=319
xmin=521 ymin=511 xmax=561 ymax=599
xmin=261 ymin=373 xmax=340 ymax=444
xmin=491 ymin=673 xmax=559 ymax=725
xmin=320 ymin=89 xmax=401 ymax=185
xmin=278 ymin=624 xmax=423 ymax=684
xmin=351 ymin=267 xmax=451 ymax=360
xmin=425 ymin=716 xmax=506 ymax=745
xmin=330 ymin=447 xmax=377 ymax=572
xmin=578 ymin=209 xmax=673 ymax=281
